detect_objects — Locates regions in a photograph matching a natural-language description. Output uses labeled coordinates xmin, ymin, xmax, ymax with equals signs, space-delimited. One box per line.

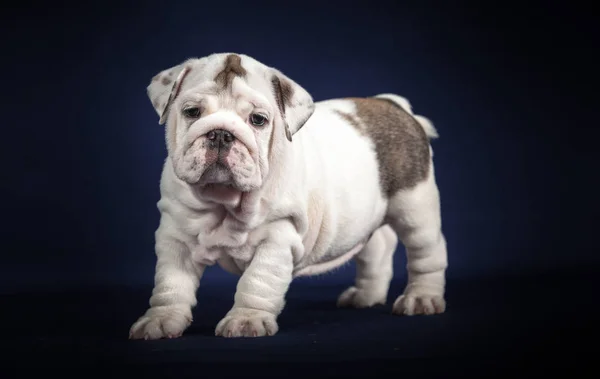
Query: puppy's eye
xmin=250 ymin=113 xmax=267 ymax=126
xmin=183 ymin=107 xmax=201 ymax=118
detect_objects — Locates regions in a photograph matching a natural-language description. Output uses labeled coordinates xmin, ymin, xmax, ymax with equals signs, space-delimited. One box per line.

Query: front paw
xmin=337 ymin=286 xmax=387 ymax=308
xmin=215 ymin=308 xmax=278 ymax=338
xmin=392 ymin=291 xmax=446 ymax=316
xmin=129 ymin=305 xmax=192 ymax=340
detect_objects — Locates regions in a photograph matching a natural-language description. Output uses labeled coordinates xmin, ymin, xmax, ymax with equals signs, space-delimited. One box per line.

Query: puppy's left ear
xmin=147 ymin=61 xmax=194 ymax=125
xmin=270 ymin=69 xmax=315 ymax=141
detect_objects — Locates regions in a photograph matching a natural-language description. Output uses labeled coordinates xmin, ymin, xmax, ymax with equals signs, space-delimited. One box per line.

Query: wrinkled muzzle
xmin=173 ymin=111 xmax=262 ymax=191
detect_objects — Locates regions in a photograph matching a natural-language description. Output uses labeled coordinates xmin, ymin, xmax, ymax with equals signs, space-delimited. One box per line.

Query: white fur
xmin=130 ymin=53 xmax=448 ymax=339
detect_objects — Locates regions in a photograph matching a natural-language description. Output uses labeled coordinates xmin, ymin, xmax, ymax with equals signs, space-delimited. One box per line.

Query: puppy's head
xmin=147 ymin=53 xmax=314 ymax=194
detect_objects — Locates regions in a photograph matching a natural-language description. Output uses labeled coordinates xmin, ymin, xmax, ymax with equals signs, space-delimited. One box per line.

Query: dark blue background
xmin=2 ymin=0 xmax=598 ymax=376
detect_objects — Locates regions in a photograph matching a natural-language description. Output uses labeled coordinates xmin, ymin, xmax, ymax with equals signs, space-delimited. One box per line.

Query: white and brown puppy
xmin=129 ymin=53 xmax=448 ymax=339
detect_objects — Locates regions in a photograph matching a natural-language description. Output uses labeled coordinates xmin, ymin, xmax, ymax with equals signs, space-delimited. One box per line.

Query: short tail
xmin=374 ymin=93 xmax=439 ymax=139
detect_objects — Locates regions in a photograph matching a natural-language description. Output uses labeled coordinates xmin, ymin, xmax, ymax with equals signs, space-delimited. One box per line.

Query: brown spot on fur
xmin=336 ymin=98 xmax=431 ymax=196
xmin=271 ymin=75 xmax=295 ymax=141
xmin=271 ymin=76 xmax=294 ymax=115
xmin=161 ymin=77 xmax=172 ymax=85
xmin=214 ymin=54 xmax=247 ymax=90
xmin=159 ymin=66 xmax=192 ymax=125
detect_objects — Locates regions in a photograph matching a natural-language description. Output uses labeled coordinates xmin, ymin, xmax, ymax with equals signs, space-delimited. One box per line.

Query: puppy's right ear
xmin=147 ymin=61 xmax=193 ymax=125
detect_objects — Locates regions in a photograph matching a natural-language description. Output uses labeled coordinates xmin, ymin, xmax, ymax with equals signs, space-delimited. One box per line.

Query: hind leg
xmin=388 ymin=162 xmax=448 ymax=316
xmin=337 ymin=225 xmax=398 ymax=308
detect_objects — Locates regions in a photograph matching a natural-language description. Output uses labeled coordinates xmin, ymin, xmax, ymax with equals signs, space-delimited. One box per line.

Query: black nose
xmin=206 ymin=129 xmax=235 ymax=150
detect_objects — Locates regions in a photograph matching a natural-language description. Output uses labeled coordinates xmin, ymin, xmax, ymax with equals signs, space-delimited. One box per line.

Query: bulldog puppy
xmin=129 ymin=53 xmax=448 ymax=339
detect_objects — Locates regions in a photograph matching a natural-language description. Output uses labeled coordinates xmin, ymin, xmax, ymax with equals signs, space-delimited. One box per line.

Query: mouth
xmin=195 ymin=165 xmax=245 ymax=203
xmin=202 ymin=182 xmax=240 ymax=193
xmin=195 ymin=181 xmax=244 ymax=205
xmin=198 ymin=162 xmax=234 ymax=186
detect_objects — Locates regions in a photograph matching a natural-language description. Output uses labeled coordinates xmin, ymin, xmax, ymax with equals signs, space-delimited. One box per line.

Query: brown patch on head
xmin=161 ymin=77 xmax=172 ymax=85
xmin=336 ymin=98 xmax=431 ymax=196
xmin=214 ymin=54 xmax=247 ymax=90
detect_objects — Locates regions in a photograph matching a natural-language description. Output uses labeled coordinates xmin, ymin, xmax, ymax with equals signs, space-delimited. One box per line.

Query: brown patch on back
xmin=336 ymin=98 xmax=431 ymax=196
xmin=161 ymin=77 xmax=172 ymax=85
xmin=214 ymin=54 xmax=247 ymax=90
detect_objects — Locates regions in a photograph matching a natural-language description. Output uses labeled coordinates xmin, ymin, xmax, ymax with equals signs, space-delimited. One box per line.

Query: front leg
xmin=129 ymin=234 xmax=204 ymax=340
xmin=215 ymin=223 xmax=296 ymax=338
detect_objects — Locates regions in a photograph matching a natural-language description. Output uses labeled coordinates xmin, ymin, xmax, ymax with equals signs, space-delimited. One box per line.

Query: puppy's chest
xmin=189 ymin=213 xmax=258 ymax=266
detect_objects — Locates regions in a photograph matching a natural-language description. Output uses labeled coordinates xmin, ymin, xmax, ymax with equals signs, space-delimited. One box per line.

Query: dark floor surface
xmin=2 ymin=268 xmax=598 ymax=378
